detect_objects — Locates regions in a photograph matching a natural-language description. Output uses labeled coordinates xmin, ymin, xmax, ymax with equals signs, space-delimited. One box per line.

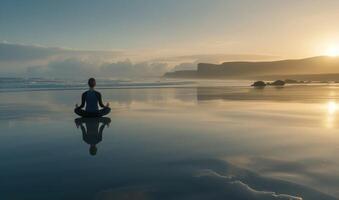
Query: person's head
xmin=88 ymin=78 xmax=96 ymax=88
xmin=89 ymin=145 xmax=97 ymax=156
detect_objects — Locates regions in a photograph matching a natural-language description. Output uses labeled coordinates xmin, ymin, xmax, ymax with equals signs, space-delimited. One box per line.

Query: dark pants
xmin=74 ymin=107 xmax=111 ymax=118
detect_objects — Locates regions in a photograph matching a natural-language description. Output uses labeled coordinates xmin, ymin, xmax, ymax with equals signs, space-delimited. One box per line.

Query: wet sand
xmin=0 ymin=85 xmax=339 ymax=200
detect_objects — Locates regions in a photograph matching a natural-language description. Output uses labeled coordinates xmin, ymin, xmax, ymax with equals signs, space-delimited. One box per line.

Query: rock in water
xmin=271 ymin=80 xmax=285 ymax=86
xmin=251 ymin=81 xmax=266 ymax=87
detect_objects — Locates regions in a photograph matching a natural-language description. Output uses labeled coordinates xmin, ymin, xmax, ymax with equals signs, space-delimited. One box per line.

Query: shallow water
xmin=1 ymin=85 xmax=339 ymax=200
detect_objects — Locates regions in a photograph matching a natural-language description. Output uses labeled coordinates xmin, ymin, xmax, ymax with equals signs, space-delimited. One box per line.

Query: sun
xmin=325 ymin=46 xmax=339 ymax=57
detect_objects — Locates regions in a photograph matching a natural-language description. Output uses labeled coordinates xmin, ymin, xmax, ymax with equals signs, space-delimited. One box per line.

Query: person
xmin=74 ymin=78 xmax=111 ymax=117
xmin=75 ymin=117 xmax=111 ymax=156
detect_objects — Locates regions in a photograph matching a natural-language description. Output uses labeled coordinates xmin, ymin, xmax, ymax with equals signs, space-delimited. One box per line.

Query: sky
xmin=2 ymin=0 xmax=339 ymax=78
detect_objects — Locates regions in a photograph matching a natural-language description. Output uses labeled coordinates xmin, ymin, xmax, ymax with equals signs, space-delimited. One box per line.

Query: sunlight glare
xmin=327 ymin=101 xmax=337 ymax=115
xmin=325 ymin=101 xmax=337 ymax=128
xmin=325 ymin=46 xmax=339 ymax=57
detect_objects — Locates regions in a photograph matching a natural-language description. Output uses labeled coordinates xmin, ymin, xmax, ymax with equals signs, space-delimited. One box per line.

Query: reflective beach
xmin=1 ymin=85 xmax=339 ymax=200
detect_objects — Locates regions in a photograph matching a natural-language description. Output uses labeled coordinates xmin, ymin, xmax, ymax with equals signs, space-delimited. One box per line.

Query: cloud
xmin=1 ymin=42 xmax=172 ymax=78
xmin=0 ymin=42 xmax=123 ymax=62
xmin=101 ymin=59 xmax=169 ymax=78
xmin=0 ymin=42 xmax=279 ymax=78
xmin=26 ymin=58 xmax=169 ymax=78
xmin=27 ymin=58 xmax=98 ymax=78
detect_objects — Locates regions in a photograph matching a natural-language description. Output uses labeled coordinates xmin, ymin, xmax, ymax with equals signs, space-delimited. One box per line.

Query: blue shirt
xmin=79 ymin=89 xmax=105 ymax=112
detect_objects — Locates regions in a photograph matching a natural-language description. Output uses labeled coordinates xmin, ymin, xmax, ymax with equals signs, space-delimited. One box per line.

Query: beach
xmin=3 ymin=1 xmax=339 ymax=199
xmin=1 ymin=83 xmax=339 ymax=199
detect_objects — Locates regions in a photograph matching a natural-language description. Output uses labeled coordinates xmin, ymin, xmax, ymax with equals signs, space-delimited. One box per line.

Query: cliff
xmin=164 ymin=56 xmax=339 ymax=80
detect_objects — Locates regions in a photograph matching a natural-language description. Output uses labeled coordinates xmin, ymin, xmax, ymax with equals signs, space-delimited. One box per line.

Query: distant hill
xmin=164 ymin=56 xmax=339 ymax=80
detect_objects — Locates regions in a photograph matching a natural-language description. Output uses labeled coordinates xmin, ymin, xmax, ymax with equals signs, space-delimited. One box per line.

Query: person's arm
xmin=96 ymin=92 xmax=107 ymax=108
xmin=78 ymin=92 xmax=86 ymax=108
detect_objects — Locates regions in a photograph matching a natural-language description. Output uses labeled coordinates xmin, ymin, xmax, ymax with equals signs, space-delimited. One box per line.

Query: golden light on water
xmin=326 ymin=101 xmax=337 ymax=128
xmin=327 ymin=101 xmax=337 ymax=114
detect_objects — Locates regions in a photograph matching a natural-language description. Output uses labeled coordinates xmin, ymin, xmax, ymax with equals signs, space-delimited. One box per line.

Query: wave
xmin=0 ymin=77 xmax=196 ymax=92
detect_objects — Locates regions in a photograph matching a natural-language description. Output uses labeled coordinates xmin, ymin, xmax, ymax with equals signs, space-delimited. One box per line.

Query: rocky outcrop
xmin=268 ymin=80 xmax=285 ymax=86
xmin=251 ymin=81 xmax=266 ymax=87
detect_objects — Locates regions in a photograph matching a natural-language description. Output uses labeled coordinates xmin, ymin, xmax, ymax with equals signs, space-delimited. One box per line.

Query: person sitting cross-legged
xmin=74 ymin=78 xmax=111 ymax=117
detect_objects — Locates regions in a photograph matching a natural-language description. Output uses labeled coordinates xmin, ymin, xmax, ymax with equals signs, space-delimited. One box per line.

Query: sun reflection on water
xmin=326 ymin=101 xmax=337 ymax=128
xmin=327 ymin=101 xmax=337 ymax=114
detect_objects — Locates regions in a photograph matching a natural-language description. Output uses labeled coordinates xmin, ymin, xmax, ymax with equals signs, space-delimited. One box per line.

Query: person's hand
xmin=106 ymin=102 xmax=110 ymax=107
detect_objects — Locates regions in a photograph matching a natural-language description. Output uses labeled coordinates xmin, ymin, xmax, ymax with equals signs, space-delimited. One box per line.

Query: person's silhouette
xmin=75 ymin=117 xmax=111 ymax=156
xmin=74 ymin=78 xmax=111 ymax=117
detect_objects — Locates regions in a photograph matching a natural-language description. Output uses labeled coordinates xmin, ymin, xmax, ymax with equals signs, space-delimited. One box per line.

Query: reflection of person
xmin=75 ymin=117 xmax=111 ymax=156
xmin=74 ymin=78 xmax=111 ymax=117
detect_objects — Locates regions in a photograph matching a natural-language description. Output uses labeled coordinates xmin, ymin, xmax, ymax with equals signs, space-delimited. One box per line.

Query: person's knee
xmin=105 ymin=107 xmax=111 ymax=114
xmin=74 ymin=107 xmax=84 ymax=116
xmin=100 ymin=107 xmax=111 ymax=116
